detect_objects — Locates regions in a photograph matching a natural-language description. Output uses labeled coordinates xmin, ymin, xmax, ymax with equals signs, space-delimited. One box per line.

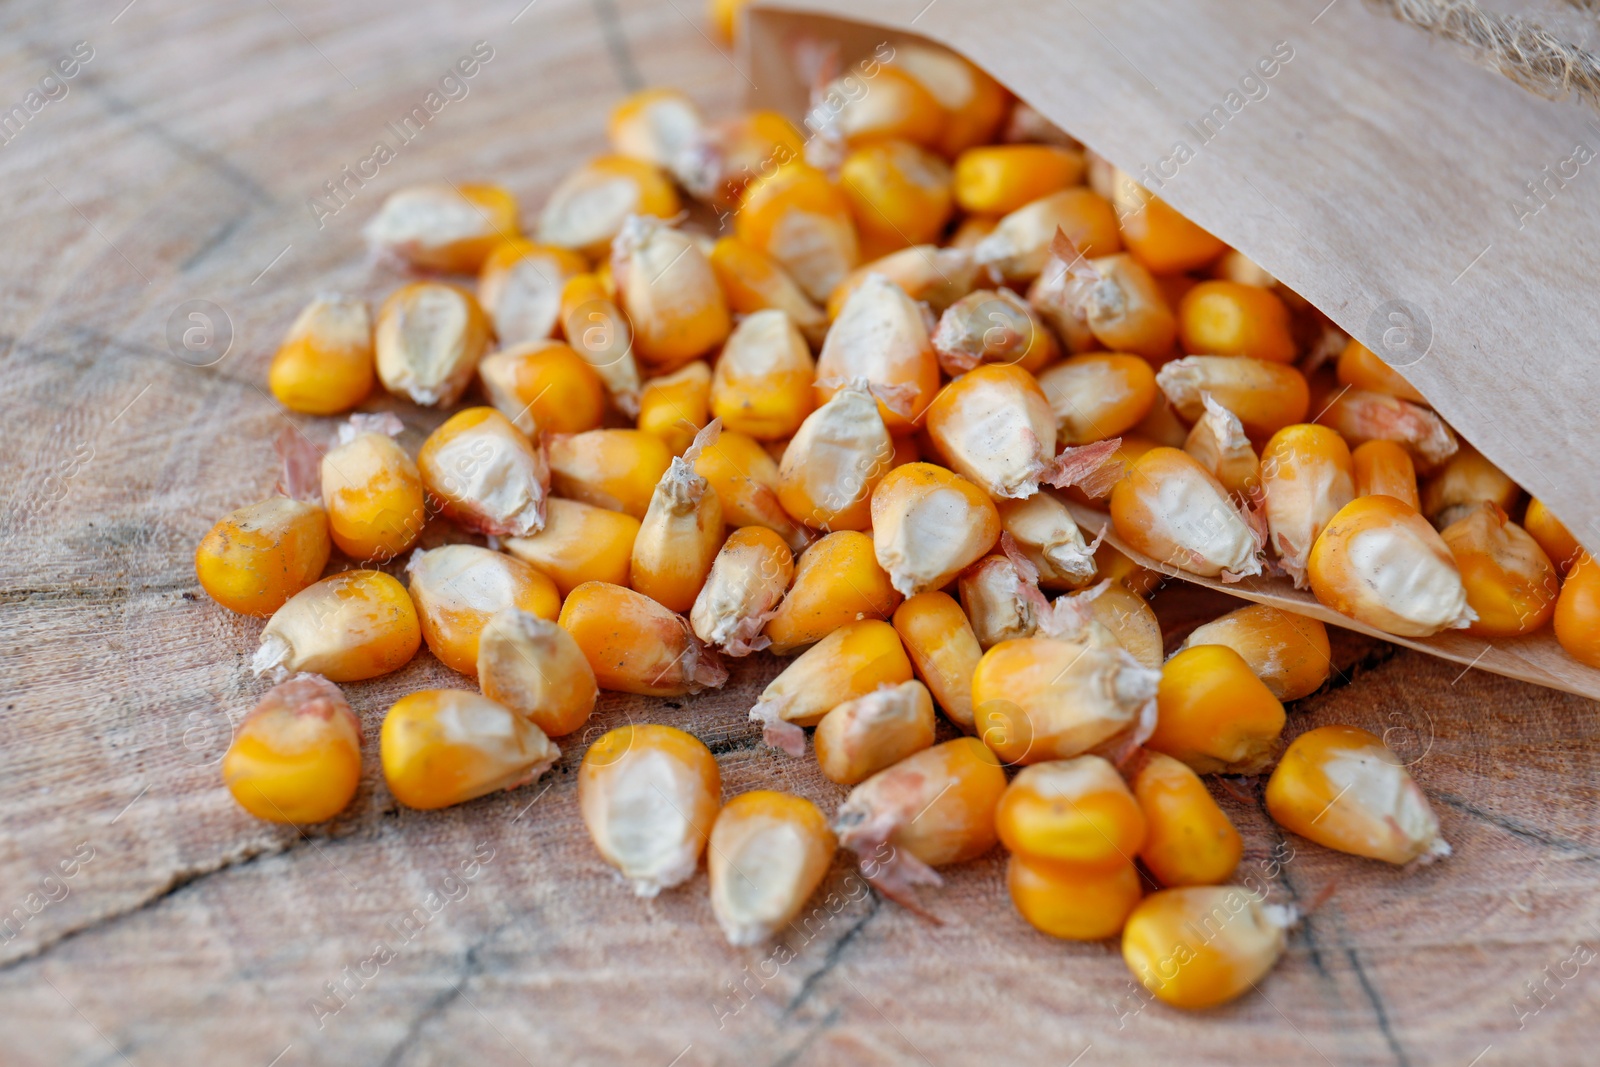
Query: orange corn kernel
xmin=1183 ymin=394 xmax=1261 ymax=502
xmin=1177 ymin=280 xmax=1295 ymax=363
xmin=1313 ymin=388 xmax=1457 ymax=470
xmin=223 ymin=675 xmax=361 ymax=825
xmin=1266 ymin=724 xmax=1449 ymax=864
xmin=996 ymin=492 xmax=1097 ymax=590
xmin=1071 ymin=253 xmax=1179 ymax=360
xmin=418 ymin=407 xmax=550 ymax=538
xmin=828 ymin=65 xmax=944 ymax=149
xmin=814 ymin=679 xmax=937 ymax=785
xmin=253 ymin=570 xmax=421 ymax=682
xmin=1209 ymin=248 xmax=1277 ymax=288
xmin=975 ymin=188 xmax=1121 ymax=284
xmin=405 ymin=545 xmax=560 ymax=676
xmin=891 ymin=41 xmax=1008 ymax=156
xmin=1156 ymin=355 xmax=1310 ymax=440
xmin=1351 ymin=439 xmax=1420 ymax=511
xmin=613 ymin=216 xmax=731 ymax=370
xmin=708 ymin=791 xmax=836 ymax=945
xmin=363 ymin=182 xmax=517 ymax=273
xmin=954 ymin=144 xmax=1084 ymax=215
xmin=630 ymin=431 xmax=725 ymax=613
xmin=839 ymin=139 xmax=954 ymax=250
xmin=736 ymin=163 xmax=859 ymax=303
xmin=607 ymin=87 xmax=705 ymax=170
xmin=762 ymin=530 xmax=902 ymax=654
xmin=1133 ymin=393 xmax=1192 ymax=449
xmin=926 ymin=364 xmax=1089 ymax=500
xmin=537 ymin=154 xmax=680 ymax=257
xmin=1110 ymin=447 xmax=1264 ymax=580
xmin=1441 ymin=503 xmax=1559 ymax=637
xmin=1132 ymin=751 xmax=1242 ymax=887
xmin=1150 ymin=644 xmax=1285 ymax=775
xmin=1009 ymin=855 xmax=1142 ymax=941
xmin=268 ymin=296 xmax=374 ymax=415
xmin=381 ymin=689 xmax=558 ymax=811
xmin=196 ymin=497 xmax=330 ymax=617
xmin=477 ymin=239 xmax=587 ymax=347
xmin=690 ymin=525 xmax=794 ymax=656
xmin=1420 ymin=446 xmax=1520 ymax=529
xmin=1179 ymin=604 xmax=1331 ymax=701
xmin=1259 ymin=424 xmax=1355 ymax=588
xmin=710 ymin=310 xmax=815 ymax=440
xmin=707 ymin=0 xmax=752 ymax=41
xmin=478 ymin=341 xmax=606 ymax=436
xmin=1110 ymin=174 xmax=1227 ymax=274
xmin=777 ymin=381 xmax=895 ymax=532
xmin=558 ymin=581 xmax=726 ymax=696
xmin=681 ymin=108 xmax=806 ymax=205
xmin=828 ymin=244 xmax=978 ymax=319
xmin=1038 ymin=354 xmax=1159 ymax=446
xmin=996 ymin=756 xmax=1145 ymax=867
xmin=321 ymin=417 xmax=425 ymax=563
xmin=580 ymin=724 xmax=720 ymax=895
xmin=871 ymin=463 xmax=1001 ymax=597
xmin=547 ymin=429 xmax=673 ymax=520
xmin=560 ymin=272 xmax=643 ymax=416
xmin=1525 ymin=497 xmax=1583 ymax=575
xmin=374 ymin=281 xmax=491 ymax=407
xmin=1088 ymin=582 xmax=1164 ymax=669
xmin=930 ymin=287 xmax=1059 ymax=376
xmin=694 ymin=428 xmax=810 ymax=551
xmin=708 ymin=238 xmax=828 ymax=346
xmin=1308 ymin=494 xmax=1475 ymax=636
xmin=959 ymin=554 xmax=1039 ymax=650
xmin=1336 ymin=339 xmax=1426 ymax=404
xmin=815 ymin=273 xmax=940 ymax=434
xmin=1555 ymin=552 xmax=1600 ymax=668
xmin=637 ymin=361 xmax=713 ymax=457
xmin=892 ymin=591 xmax=983 ymax=732
xmin=751 ymin=620 xmax=912 ymax=751
xmin=503 ymin=497 xmax=639 ymax=595
xmin=477 ymin=608 xmax=597 ymax=738
xmin=1122 ymin=887 xmax=1294 ymax=1009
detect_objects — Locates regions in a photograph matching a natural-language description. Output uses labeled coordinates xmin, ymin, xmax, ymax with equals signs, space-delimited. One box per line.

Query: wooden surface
xmin=1 ymin=1 xmax=1599 ymax=1065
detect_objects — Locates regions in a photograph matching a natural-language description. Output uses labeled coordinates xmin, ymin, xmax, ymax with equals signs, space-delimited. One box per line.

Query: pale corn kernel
xmin=828 ymin=244 xmax=978 ymax=318
xmin=637 ymin=361 xmax=713 ymax=457
xmin=694 ymin=428 xmax=810 ymax=551
xmin=223 ymin=675 xmax=361 ymax=825
xmin=580 ymin=724 xmax=720 ymax=896
xmin=1266 ymin=724 xmax=1449 ymax=864
xmin=1441 ymin=503 xmax=1559 ymax=637
xmin=763 ymin=530 xmax=902 ymax=653
xmin=1260 ymin=424 xmax=1356 ymax=588
xmin=891 ymin=41 xmax=1008 ymax=156
xmin=1110 ymin=447 xmax=1264 ymax=581
xmin=1209 ymin=249 xmax=1277 ymax=288
xmin=547 ymin=429 xmax=673 ymax=520
xmin=477 ymin=608 xmax=597 ymax=737
xmin=1026 ymin=238 xmax=1097 ymax=354
xmin=1525 ymin=497 xmax=1583 ymax=575
xmin=418 ymin=408 xmax=549 ymax=538
xmin=750 ymin=619 xmax=912 ymax=754
xmin=1178 ymin=280 xmax=1295 ymax=362
xmin=253 ymin=570 xmax=421 ymax=682
xmin=996 ymin=492 xmax=1097 ymax=590
xmin=1420 ymin=445 xmax=1519 ymax=529
xmin=1132 ymin=752 xmax=1243 ymax=888
xmin=954 ymin=144 xmax=1084 ymax=215
xmin=974 ymin=188 xmax=1121 ymax=284
xmin=321 ymin=415 xmax=426 ymax=563
xmin=558 ymin=581 xmax=726 ymax=696
xmin=478 ymin=240 xmax=587 ymax=348
xmin=930 ymin=288 xmax=1059 ymax=376
xmin=613 ymin=215 xmax=731 ymax=370
xmin=1109 ymin=171 xmax=1227 ymax=274
xmin=710 ymin=309 xmax=815 ymax=440
xmin=1150 ymin=645 xmax=1285 ymax=774
xmin=959 ymin=553 xmax=1039 ymax=650
xmin=503 ymin=497 xmax=639 ymax=595
xmin=196 ymin=497 xmax=331 ymax=617
xmin=1063 ymin=252 xmax=1177 ymax=360
xmin=1004 ymin=101 xmax=1080 ymax=148
xmin=1555 ymin=552 xmax=1600 ymax=667
xmin=892 ymin=591 xmax=982 ymax=731
xmin=690 ymin=526 xmax=794 ymax=656
xmin=814 ymin=273 xmax=940 ymax=434
xmin=1179 ymin=604 xmax=1332 ymax=701
xmin=374 ymin=281 xmax=491 ymax=407
xmin=827 ymin=66 xmax=944 ymax=149
xmin=364 ymin=182 xmax=517 ymax=273
xmin=839 ymin=139 xmax=954 ymax=250
xmin=996 ymin=756 xmax=1145 ymax=867
xmin=630 ymin=425 xmax=725 ymax=613
xmin=560 ymin=273 xmax=643 ymax=416
xmin=478 ymin=340 xmax=607 ymax=436
xmin=776 ymin=380 xmax=895 ymax=532
xmin=1308 ymin=494 xmax=1475 ymax=637
xmin=709 ymin=791 xmax=836 ymax=945
xmin=1087 ymin=582 xmax=1164 ymax=669
xmin=1313 ymin=387 xmax=1457 ymax=469
xmin=382 ymin=689 xmax=559 ymax=811
xmin=1336 ymin=339 xmax=1426 ymax=404
xmin=1009 ymin=855 xmax=1142 ymax=941
xmin=678 ymin=109 xmax=806 ymax=205
xmin=607 ymin=87 xmax=706 ymax=171
xmin=1352 ymin=439 xmax=1420 ymax=511
xmin=948 ymin=214 xmax=999 ymax=250
xmin=268 ymin=295 xmax=374 ymax=415
xmin=1183 ymin=394 xmax=1261 ymax=503
xmin=405 ymin=544 xmax=560 ymax=676
xmin=814 ymin=679 xmax=936 ymax=785
xmin=708 ymin=238 xmax=829 ymax=346
xmin=871 ymin=463 xmax=1001 ymax=597
xmin=1123 ymin=887 xmax=1295 ymax=1009
xmin=736 ymin=163 xmax=859 ymax=303
xmin=1038 ymin=354 xmax=1159 ymax=446
xmin=538 ymin=154 xmax=680 ymax=257
xmin=1156 ymin=356 xmax=1310 ymax=440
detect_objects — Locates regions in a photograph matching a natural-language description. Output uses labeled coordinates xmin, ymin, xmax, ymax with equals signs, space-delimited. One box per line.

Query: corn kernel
xmin=891 ymin=591 xmax=982 ymax=732
xmin=776 ymin=380 xmax=895 ymax=532
xmin=690 ymin=526 xmax=794 ymax=656
xmin=1525 ymin=497 xmax=1583 ymax=575
xmin=637 ymin=361 xmax=713 ymax=457
xmin=891 ymin=41 xmax=1008 ymax=156
xmin=268 ymin=296 xmax=374 ymax=415
xmin=1009 ymin=855 xmax=1142 ymax=941
xmin=502 ymin=497 xmax=639 ymax=595
xmin=1150 ymin=645 xmax=1285 ymax=774
xmin=1555 ymin=552 xmax=1600 ymax=668
xmin=223 ymin=675 xmax=361 ymax=825
xmin=630 ymin=426 xmax=725 ymax=613
xmin=547 ymin=429 xmax=673 ymax=520
xmin=975 ymin=188 xmax=1121 ymax=283
xmin=1132 ymin=752 xmax=1242 ymax=887
xmin=828 ymin=65 xmax=944 ymax=149
xmin=814 ymin=679 xmax=937 ymax=784
xmin=1259 ymin=424 xmax=1355 ymax=588
xmin=1177 ymin=280 xmax=1295 ymax=363
xmin=1351 ymin=439 xmax=1420 ymax=511
xmin=751 ymin=619 xmax=912 ymax=753
xmin=1026 ymin=239 xmax=1097 ymax=354
xmin=954 ymin=144 xmax=1084 ymax=215
xmin=560 ymin=272 xmax=644 ymax=416
xmin=1156 ymin=356 xmax=1310 ymax=440
xmin=1003 ymin=101 xmax=1080 ymax=148
xmin=871 ymin=463 xmax=1001 ymax=597
xmin=405 ymin=544 xmax=560 ymax=676
xmin=1038 ymin=354 xmax=1159 ymax=445
xmin=382 ymin=689 xmax=558 ymax=811
xmin=839 ymin=139 xmax=954 ymax=250
xmin=417 ymin=407 xmax=549 ymax=538
xmin=996 ymin=756 xmax=1145 ymax=867
xmin=930 ymin=288 xmax=1059 ymax=376
xmin=364 ymin=182 xmax=517 ymax=273
xmin=613 ymin=216 xmax=731 ymax=370
xmin=1209 ymin=249 xmax=1277 ymax=288
xmin=695 ymin=428 xmax=810 ymax=551
xmin=709 ymin=790 xmax=836 ymax=945
xmin=1110 ymin=447 xmax=1264 ymax=581
xmin=828 ymin=244 xmax=978 ymax=319
xmin=707 ymin=0 xmax=751 ymax=41
xmin=680 ymin=109 xmax=806 ymax=206
xmin=477 ymin=608 xmax=597 ymax=737
xmin=763 ymin=530 xmax=901 ymax=654
xmin=1336 ymin=338 xmax=1425 ymax=404
xmin=253 ymin=570 xmax=421 ymax=682
xmin=196 ymin=497 xmax=331 ymax=616
xmin=558 ymin=581 xmax=726 ymax=696
xmin=478 ymin=340 xmax=607 ymax=436
xmin=1087 ymin=581 xmax=1164 ymax=669
xmin=1134 ymin=393 xmax=1192 ymax=449
xmin=1441 ymin=503 xmax=1559 ymax=637
xmin=1109 ymin=173 xmax=1227 ymax=274
xmin=1266 ymin=724 xmax=1449 ymax=864
xmin=321 ymin=416 xmax=426 ymax=563
xmin=948 ymin=214 xmax=998 ymax=250
xmin=1420 ymin=445 xmax=1519 ymax=529
xmin=710 ymin=309 xmax=815 ymax=440
xmin=1179 ymin=604 xmax=1331 ymax=701
xmin=607 ymin=87 xmax=705 ymax=171
xmin=1122 ymin=887 xmax=1294 ymax=1009
xmin=1183 ymin=394 xmax=1260 ymax=502
xmin=736 ymin=163 xmax=859 ymax=303
xmin=374 ymin=281 xmax=491 ymax=407
xmin=1313 ymin=387 xmax=1457 ymax=469
xmin=708 ymin=238 xmax=829 ymax=347
xmin=478 ymin=240 xmax=588 ymax=348
xmin=538 ymin=154 xmax=680 ymax=257
xmin=815 ymin=273 xmax=940 ymax=434
xmin=995 ymin=492 xmax=1097 ymax=590
xmin=1095 ymin=540 xmax=1163 ymax=597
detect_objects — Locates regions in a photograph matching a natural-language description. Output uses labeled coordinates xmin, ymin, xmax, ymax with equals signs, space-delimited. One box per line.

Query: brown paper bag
xmin=743 ymin=0 xmax=1600 ymax=698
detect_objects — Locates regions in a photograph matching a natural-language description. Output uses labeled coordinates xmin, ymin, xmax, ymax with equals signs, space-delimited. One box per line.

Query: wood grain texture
xmin=0 ymin=1 xmax=1597 ymax=1065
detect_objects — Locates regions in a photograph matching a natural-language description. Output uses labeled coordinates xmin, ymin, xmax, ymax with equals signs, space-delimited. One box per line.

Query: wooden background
xmin=2 ymin=0 xmax=1598 ymax=1064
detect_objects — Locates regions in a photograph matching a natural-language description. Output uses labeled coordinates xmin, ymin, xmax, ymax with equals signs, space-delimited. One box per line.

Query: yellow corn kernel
xmin=374 ymin=281 xmax=491 ymax=407
xmin=196 ymin=497 xmax=330 ymax=616
xmin=996 ymin=492 xmax=1097 ymax=590
xmin=1266 ymin=724 xmax=1449 ymax=864
xmin=930 ymin=288 xmax=1059 ymax=376
xmin=750 ymin=619 xmax=912 ymax=752
xmin=502 ymin=497 xmax=639 ymax=595
xmin=1525 ymin=497 xmax=1583 ymax=575
xmin=1259 ymin=424 xmax=1355 ymax=588
xmin=383 ymin=690 xmax=558 ymax=811
xmin=1351 ymin=438 xmax=1420 ymax=511
xmin=630 ymin=430 xmax=725 ymax=613
xmin=959 ymin=553 xmax=1039 ymax=649
xmin=1109 ymin=173 xmax=1228 ymax=274
xmin=537 ymin=154 xmax=680 ymax=257
xmin=892 ymin=591 xmax=982 ymax=732
xmin=321 ymin=417 xmax=425 ymax=563
xmin=736 ymin=163 xmax=859 ymax=303
xmin=975 ymin=188 xmax=1121 ymax=284
xmin=1110 ymin=447 xmax=1264 ymax=581
xmin=559 ymin=580 xmax=726 ymax=695
xmin=223 ymin=675 xmax=361 ymax=825
xmin=871 ymin=463 xmax=1001 ymax=597
xmin=762 ymin=530 xmax=902 ymax=654
xmin=708 ymin=238 xmax=828 ymax=346
xmin=1179 ymin=604 xmax=1331 ymax=701
xmin=1420 ymin=445 xmax=1520 ymax=529
xmin=1150 ymin=645 xmax=1285 ymax=774
xmin=892 ymin=41 xmax=1008 ymax=156
xmin=1555 ymin=552 xmax=1600 ymax=668
xmin=268 ymin=296 xmax=374 ymax=415
xmin=690 ymin=526 xmax=794 ymax=656
xmin=547 ymin=429 xmax=672 ymax=520
xmin=814 ymin=679 xmax=937 ymax=785
xmin=996 ymin=756 xmax=1145 ymax=867
xmin=1313 ymin=387 xmax=1458 ymax=470
xmin=1183 ymin=394 xmax=1261 ymax=503
xmin=827 ymin=65 xmax=944 ymax=149
xmin=1095 ymin=540 xmax=1163 ymax=597
xmin=777 ymin=381 xmax=895 ymax=532
xmin=607 ymin=87 xmax=705 ymax=170
xmin=1088 ymin=582 xmax=1164 ymax=669
xmin=828 ymin=244 xmax=978 ymax=319
xmin=405 ymin=544 xmax=560 ymax=676
xmin=478 ymin=239 xmax=587 ymax=347
xmin=1132 ymin=752 xmax=1242 ymax=887
xmin=637 ymin=361 xmax=713 ymax=457
xmin=477 ymin=608 xmax=597 ymax=737
xmin=1038 ymin=354 xmax=1159 ymax=446
xmin=613 ymin=217 xmax=731 ymax=370
xmin=478 ymin=341 xmax=607 ymax=437
xmin=815 ymin=274 xmax=941 ymax=434
xmin=708 ymin=791 xmax=836 ymax=945
xmin=559 ymin=272 xmax=643 ymax=416
xmin=1122 ymin=887 xmax=1294 ymax=1009
xmin=1156 ymin=355 xmax=1310 ymax=440
xmin=1336 ymin=338 xmax=1425 ymax=404
xmin=580 ymin=724 xmax=720 ymax=895
xmin=363 ymin=182 xmax=517 ymax=273
xmin=1075 ymin=254 xmax=1179 ymax=360
xmin=954 ymin=144 xmax=1084 ymax=215
xmin=1308 ymin=494 xmax=1475 ymax=636
xmin=681 ymin=109 xmax=807 ymax=206
xmin=694 ymin=428 xmax=809 ymax=551
xmin=838 ymin=140 xmax=954 ymax=250
xmin=1441 ymin=503 xmax=1559 ymax=637
xmin=707 ymin=0 xmax=751 ymax=41
xmin=710 ymin=310 xmax=815 ymax=440
xmin=253 ymin=570 xmax=421 ymax=682
xmin=421 ymin=408 xmax=551 ymax=538
xmin=1177 ymin=280 xmax=1295 ymax=363
xmin=1009 ymin=855 xmax=1142 ymax=941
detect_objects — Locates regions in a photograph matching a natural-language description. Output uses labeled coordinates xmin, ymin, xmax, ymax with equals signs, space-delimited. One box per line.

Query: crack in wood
xmin=375 ymin=922 xmax=513 ymax=1067
xmin=782 ymin=893 xmax=881 ymax=1018
xmin=1432 ymin=792 xmax=1600 ymax=862
xmin=1345 ymin=947 xmax=1412 ymax=1067
xmin=765 ymin=1005 xmax=842 ymax=1067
